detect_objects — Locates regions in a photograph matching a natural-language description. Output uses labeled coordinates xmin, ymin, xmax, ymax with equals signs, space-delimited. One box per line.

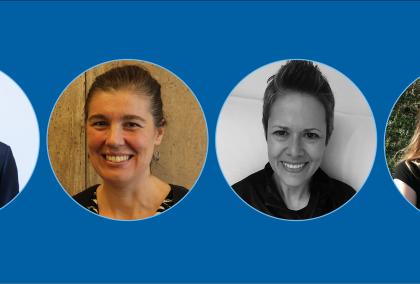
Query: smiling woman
xmin=232 ymin=61 xmax=355 ymax=219
xmin=266 ymin=93 xmax=328 ymax=211
xmin=48 ymin=61 xmax=207 ymax=220
xmin=216 ymin=60 xmax=374 ymax=220
xmin=85 ymin=89 xmax=163 ymax=187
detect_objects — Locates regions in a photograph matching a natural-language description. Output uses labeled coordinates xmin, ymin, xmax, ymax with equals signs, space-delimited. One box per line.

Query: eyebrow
xmin=122 ymin=115 xmax=147 ymax=122
xmin=304 ymin=128 xmax=322 ymax=132
xmin=271 ymin=126 xmax=322 ymax=132
xmin=87 ymin=114 xmax=147 ymax=122
xmin=87 ymin=114 xmax=107 ymax=122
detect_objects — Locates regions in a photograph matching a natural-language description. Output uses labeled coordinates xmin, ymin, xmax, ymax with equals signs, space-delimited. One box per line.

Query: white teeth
xmin=283 ymin=162 xmax=305 ymax=169
xmin=105 ymin=155 xmax=130 ymax=162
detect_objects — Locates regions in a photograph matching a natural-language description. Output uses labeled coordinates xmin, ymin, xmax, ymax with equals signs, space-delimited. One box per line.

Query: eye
xmin=124 ymin=121 xmax=142 ymax=129
xmin=304 ymin=132 xmax=320 ymax=140
xmin=90 ymin=121 xmax=108 ymax=129
xmin=272 ymin=129 xmax=288 ymax=138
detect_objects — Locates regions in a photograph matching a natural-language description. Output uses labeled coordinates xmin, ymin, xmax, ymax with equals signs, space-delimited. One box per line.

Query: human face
xmin=86 ymin=89 xmax=164 ymax=186
xmin=267 ymin=92 xmax=327 ymax=190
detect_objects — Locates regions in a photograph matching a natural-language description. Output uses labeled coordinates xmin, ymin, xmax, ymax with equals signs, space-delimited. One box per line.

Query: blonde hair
xmin=402 ymin=110 xmax=420 ymax=162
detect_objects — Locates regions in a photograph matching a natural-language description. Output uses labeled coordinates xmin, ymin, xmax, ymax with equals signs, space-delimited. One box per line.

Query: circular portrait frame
xmin=47 ymin=59 xmax=208 ymax=220
xmin=216 ymin=59 xmax=377 ymax=220
xmin=385 ymin=77 xmax=420 ymax=212
xmin=0 ymin=71 xmax=39 ymax=208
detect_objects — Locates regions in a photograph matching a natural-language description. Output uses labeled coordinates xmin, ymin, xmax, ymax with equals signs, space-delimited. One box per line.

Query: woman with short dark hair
xmin=233 ymin=60 xmax=355 ymax=220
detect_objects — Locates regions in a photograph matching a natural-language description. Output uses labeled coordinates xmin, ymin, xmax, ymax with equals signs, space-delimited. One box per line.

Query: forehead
xmin=88 ymin=89 xmax=152 ymax=116
xmin=268 ymin=92 xmax=326 ymax=130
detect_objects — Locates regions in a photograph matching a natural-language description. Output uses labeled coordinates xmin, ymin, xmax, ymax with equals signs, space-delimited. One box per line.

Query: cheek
xmin=307 ymin=143 xmax=326 ymax=162
xmin=127 ymin=132 xmax=155 ymax=152
xmin=86 ymin=129 xmax=102 ymax=150
xmin=266 ymin=138 xmax=284 ymax=158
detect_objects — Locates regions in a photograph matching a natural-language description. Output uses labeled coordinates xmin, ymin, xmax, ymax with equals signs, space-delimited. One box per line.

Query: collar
xmin=260 ymin=163 xmax=330 ymax=216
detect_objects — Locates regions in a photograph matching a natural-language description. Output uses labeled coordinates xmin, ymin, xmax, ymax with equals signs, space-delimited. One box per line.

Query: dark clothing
xmin=0 ymin=142 xmax=18 ymax=207
xmin=73 ymin=184 xmax=188 ymax=215
xmin=393 ymin=161 xmax=420 ymax=208
xmin=232 ymin=163 xmax=355 ymax=220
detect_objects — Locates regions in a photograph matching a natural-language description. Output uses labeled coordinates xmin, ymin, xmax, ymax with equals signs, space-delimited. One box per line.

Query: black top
xmin=393 ymin=161 xmax=420 ymax=208
xmin=232 ymin=163 xmax=356 ymax=220
xmin=0 ymin=142 xmax=19 ymax=207
xmin=73 ymin=184 xmax=188 ymax=215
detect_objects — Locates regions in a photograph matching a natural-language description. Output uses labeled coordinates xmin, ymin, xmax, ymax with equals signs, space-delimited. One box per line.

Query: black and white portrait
xmin=216 ymin=60 xmax=376 ymax=220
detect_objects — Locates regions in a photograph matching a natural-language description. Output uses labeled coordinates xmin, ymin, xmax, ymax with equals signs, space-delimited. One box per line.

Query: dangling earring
xmin=153 ymin=150 xmax=160 ymax=162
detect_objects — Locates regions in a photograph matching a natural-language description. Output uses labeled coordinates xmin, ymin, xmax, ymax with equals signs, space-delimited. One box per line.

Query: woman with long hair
xmin=393 ymin=110 xmax=420 ymax=208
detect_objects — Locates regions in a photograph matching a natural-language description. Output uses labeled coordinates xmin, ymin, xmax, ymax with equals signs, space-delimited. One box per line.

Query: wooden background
xmin=48 ymin=60 xmax=207 ymax=196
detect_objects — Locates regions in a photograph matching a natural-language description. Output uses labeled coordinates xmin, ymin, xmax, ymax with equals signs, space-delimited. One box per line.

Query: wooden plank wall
xmin=48 ymin=60 xmax=207 ymax=196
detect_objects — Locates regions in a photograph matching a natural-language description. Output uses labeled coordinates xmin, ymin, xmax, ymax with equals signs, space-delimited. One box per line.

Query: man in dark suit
xmin=0 ymin=142 xmax=18 ymax=207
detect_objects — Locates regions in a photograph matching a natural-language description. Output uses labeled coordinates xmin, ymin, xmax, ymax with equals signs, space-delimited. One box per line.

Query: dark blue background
xmin=0 ymin=1 xmax=418 ymax=282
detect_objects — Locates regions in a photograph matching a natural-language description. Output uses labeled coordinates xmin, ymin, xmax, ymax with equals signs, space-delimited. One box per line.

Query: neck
xmin=272 ymin=174 xmax=310 ymax=211
xmin=97 ymin=175 xmax=170 ymax=220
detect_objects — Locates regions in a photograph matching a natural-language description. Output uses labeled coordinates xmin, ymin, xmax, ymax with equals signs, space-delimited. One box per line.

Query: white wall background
xmin=216 ymin=60 xmax=376 ymax=191
xmin=0 ymin=71 xmax=39 ymax=191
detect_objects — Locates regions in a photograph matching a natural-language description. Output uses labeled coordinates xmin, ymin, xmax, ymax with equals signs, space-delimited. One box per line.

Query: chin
xmin=102 ymin=176 xmax=133 ymax=186
xmin=97 ymin=170 xmax=130 ymax=184
xmin=281 ymin=177 xmax=310 ymax=189
xmin=274 ymin=168 xmax=312 ymax=189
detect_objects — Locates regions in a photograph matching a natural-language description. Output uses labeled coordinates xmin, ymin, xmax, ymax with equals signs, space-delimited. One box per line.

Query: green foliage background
xmin=386 ymin=79 xmax=420 ymax=175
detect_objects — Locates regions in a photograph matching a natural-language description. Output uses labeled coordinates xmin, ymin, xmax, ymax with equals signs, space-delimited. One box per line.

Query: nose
xmin=287 ymin=134 xmax=304 ymax=157
xmin=105 ymin=125 xmax=124 ymax=147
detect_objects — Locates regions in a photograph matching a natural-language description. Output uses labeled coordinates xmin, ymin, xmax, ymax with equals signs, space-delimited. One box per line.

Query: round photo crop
xmin=0 ymin=70 xmax=39 ymax=208
xmin=385 ymin=78 xmax=420 ymax=211
xmin=216 ymin=59 xmax=376 ymax=220
xmin=48 ymin=60 xmax=207 ymax=221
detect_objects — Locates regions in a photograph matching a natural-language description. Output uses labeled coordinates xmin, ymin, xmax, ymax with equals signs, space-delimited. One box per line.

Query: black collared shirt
xmin=232 ymin=163 xmax=355 ymax=220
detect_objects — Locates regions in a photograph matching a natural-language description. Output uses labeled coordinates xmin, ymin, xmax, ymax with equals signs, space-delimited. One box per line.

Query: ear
xmin=154 ymin=126 xmax=165 ymax=146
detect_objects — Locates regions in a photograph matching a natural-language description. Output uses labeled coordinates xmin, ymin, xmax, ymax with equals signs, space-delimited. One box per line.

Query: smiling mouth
xmin=103 ymin=155 xmax=133 ymax=163
xmin=281 ymin=161 xmax=308 ymax=172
